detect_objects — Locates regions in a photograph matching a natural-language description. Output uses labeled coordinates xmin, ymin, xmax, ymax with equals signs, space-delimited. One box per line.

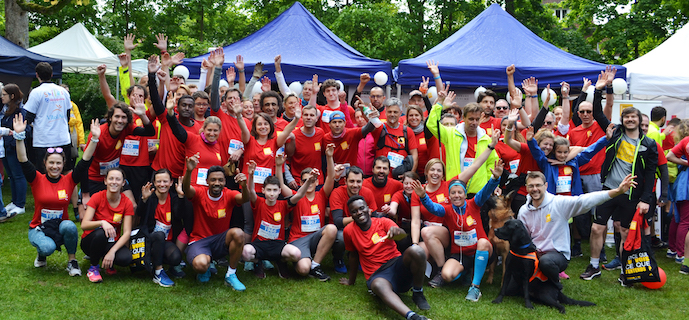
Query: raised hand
xmin=506 ymin=64 xmax=515 ymax=76
xmin=426 ymin=60 xmax=439 ymax=76
xmin=118 ymin=53 xmax=130 ymax=67
xmin=276 ymin=153 xmax=286 ymax=166
xmin=490 ymin=126 xmax=500 ymax=147
xmin=166 ymin=91 xmax=175 ymax=112
xmin=274 ymin=55 xmax=282 ymax=73
xmin=210 ymin=48 xmax=224 ymax=67
xmin=507 ymin=108 xmax=519 ymax=122
xmin=253 ymin=62 xmax=267 ymax=78
xmin=186 ymin=153 xmax=200 ymax=171
xmin=543 ymin=84 xmax=552 ymax=106
xmin=307 ymin=169 xmax=320 ymax=184
xmin=522 ymin=77 xmax=538 ymax=96
xmin=226 ymin=66 xmax=236 ymax=83
xmin=443 ymin=91 xmax=456 ymax=109
xmin=97 ymin=64 xmax=107 ymax=77
xmin=13 ymin=114 xmax=26 ymax=133
xmin=605 ymin=65 xmax=617 ymax=85
xmin=490 ymin=159 xmax=504 ymax=178
xmin=525 ymin=126 xmax=534 ymax=141
xmin=311 ymin=74 xmax=320 ymax=93
xmin=360 ymin=73 xmax=370 ymax=83
xmin=582 ymin=77 xmax=592 ymax=93
xmin=234 ymin=171 xmax=247 ymax=186
xmin=161 ymin=52 xmax=172 ymax=67
xmin=509 ymin=88 xmax=522 ymax=108
xmin=325 ymin=143 xmax=335 ymax=157
xmin=595 ymin=71 xmax=607 ymax=90
xmin=129 ymin=95 xmax=147 ymax=116
xmin=560 ymin=81 xmax=570 ymax=98
xmin=154 ymin=33 xmax=168 ymax=52
xmin=147 ymin=55 xmax=160 ymax=73
xmin=176 ymin=176 xmax=184 ymax=195
xmin=606 ymin=123 xmax=615 ymax=140
xmin=157 ymin=68 xmax=168 ymax=82
xmin=141 ymin=182 xmax=154 ymax=202
xmin=234 ymin=55 xmax=244 ymax=70
xmin=294 ymin=103 xmax=302 ymax=119
xmin=420 ymin=76 xmax=429 ymax=93
xmin=170 ymin=52 xmax=185 ymax=66
xmin=230 ymin=99 xmax=243 ymax=116
xmin=247 ymin=160 xmax=257 ymax=176
xmin=123 ymin=34 xmax=138 ymax=52
xmin=410 ymin=179 xmax=426 ymax=198
xmin=201 ymin=58 xmax=212 ymax=70
xmin=334 ymin=164 xmax=345 ymax=178
xmin=90 ymin=118 xmax=101 ymax=139
xmin=261 ymin=76 xmax=271 ymax=92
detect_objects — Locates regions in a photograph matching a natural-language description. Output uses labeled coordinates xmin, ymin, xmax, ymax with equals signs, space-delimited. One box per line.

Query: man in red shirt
xmin=182 ymin=154 xmax=249 ymax=290
xmin=289 ymin=105 xmax=324 ymax=186
xmin=371 ymin=98 xmax=418 ymax=178
xmin=311 ymin=78 xmax=356 ymax=134
xmin=340 ymin=196 xmax=430 ymax=320
xmin=322 ymin=110 xmax=377 ymax=172
xmin=363 ymin=156 xmax=403 ymax=216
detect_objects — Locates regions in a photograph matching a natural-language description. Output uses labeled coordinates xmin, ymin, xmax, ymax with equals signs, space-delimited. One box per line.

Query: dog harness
xmin=509 ymin=250 xmax=548 ymax=282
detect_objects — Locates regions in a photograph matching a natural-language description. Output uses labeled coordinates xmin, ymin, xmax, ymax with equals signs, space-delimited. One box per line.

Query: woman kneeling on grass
xmin=14 ymin=114 xmax=98 ymax=276
xmin=80 ymin=167 xmax=134 ymax=283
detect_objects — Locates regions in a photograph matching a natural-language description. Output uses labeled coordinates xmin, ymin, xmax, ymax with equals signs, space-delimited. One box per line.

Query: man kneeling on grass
xmin=340 ymin=195 xmax=431 ymax=320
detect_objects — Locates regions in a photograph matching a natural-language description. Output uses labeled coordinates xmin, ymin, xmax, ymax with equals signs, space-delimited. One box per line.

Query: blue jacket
xmin=419 ymin=177 xmax=500 ymax=217
xmin=528 ymin=136 xmax=608 ymax=196
xmin=0 ymin=104 xmax=30 ymax=150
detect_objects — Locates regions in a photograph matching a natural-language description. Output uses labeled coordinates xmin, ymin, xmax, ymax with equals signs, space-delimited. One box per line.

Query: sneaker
xmin=428 ymin=272 xmax=444 ymax=288
xmin=559 ymin=271 xmax=570 ymax=279
xmin=667 ymin=250 xmax=677 ymax=259
xmin=253 ymin=261 xmax=266 ymax=279
xmin=197 ymin=268 xmax=211 ymax=283
xmin=9 ymin=207 xmax=25 ymax=215
xmin=87 ymin=265 xmax=102 ymax=283
xmin=680 ymin=265 xmax=689 ymax=275
xmin=34 ymin=254 xmax=47 ymax=268
xmin=571 ymin=242 xmax=583 ymax=258
xmin=244 ymin=261 xmax=255 ymax=272
xmin=0 ymin=210 xmax=17 ymax=222
xmin=83 ymin=255 xmax=90 ymax=260
xmin=618 ymin=273 xmax=632 ymax=287
xmin=309 ymin=265 xmax=331 ymax=282
xmin=676 ymin=256 xmax=685 ymax=264
xmin=580 ymin=264 xmax=601 ymax=280
xmin=334 ymin=259 xmax=347 ymax=274
xmin=169 ymin=265 xmax=186 ymax=278
xmin=409 ymin=314 xmax=429 ymax=320
xmin=225 ymin=273 xmax=246 ymax=291
xmin=209 ymin=261 xmax=218 ymax=275
xmin=603 ymin=257 xmax=622 ymax=270
xmin=66 ymin=260 xmax=81 ymax=276
xmin=600 ymin=251 xmax=608 ymax=264
xmin=262 ymin=260 xmax=275 ymax=270
xmin=465 ymin=285 xmax=482 ymax=302
xmin=153 ymin=269 xmax=175 ymax=287
xmin=276 ymin=261 xmax=290 ymax=279
xmin=217 ymin=257 xmax=230 ymax=267
xmin=105 ymin=267 xmax=117 ymax=275
xmin=412 ymin=291 xmax=431 ymax=310
xmin=5 ymin=202 xmax=17 ymax=212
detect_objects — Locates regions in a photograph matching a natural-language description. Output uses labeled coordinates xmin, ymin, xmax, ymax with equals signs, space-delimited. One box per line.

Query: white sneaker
xmin=66 ymin=260 xmax=82 ymax=276
xmin=34 ymin=254 xmax=47 ymax=268
xmin=5 ymin=203 xmax=17 ymax=212
xmin=10 ymin=207 xmax=25 ymax=215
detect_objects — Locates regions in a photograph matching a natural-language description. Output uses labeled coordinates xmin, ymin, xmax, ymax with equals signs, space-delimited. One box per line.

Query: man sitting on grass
xmin=340 ymin=195 xmax=430 ymax=320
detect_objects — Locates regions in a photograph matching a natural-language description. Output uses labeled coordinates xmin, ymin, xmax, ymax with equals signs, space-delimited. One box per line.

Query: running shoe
xmin=465 ymin=286 xmax=482 ymax=302
xmin=87 ymin=265 xmax=102 ymax=283
xmin=603 ymin=256 xmax=622 ymax=270
xmin=209 ymin=261 xmax=218 ymax=275
xmin=153 ymin=269 xmax=175 ymax=287
xmin=412 ymin=291 xmax=431 ymax=310
xmin=244 ymin=261 xmax=254 ymax=272
xmin=309 ymin=265 xmax=331 ymax=282
xmin=580 ymin=264 xmax=601 ymax=280
xmin=105 ymin=267 xmax=117 ymax=275
xmin=5 ymin=203 xmax=17 ymax=212
xmin=0 ymin=209 xmax=17 ymax=223
xmin=618 ymin=273 xmax=632 ymax=288
xmin=197 ymin=268 xmax=211 ymax=283
xmin=262 ymin=260 xmax=274 ymax=270
xmin=276 ymin=261 xmax=290 ymax=279
xmin=680 ymin=265 xmax=689 ymax=275
xmin=334 ymin=259 xmax=347 ymax=274
xmin=428 ymin=273 xmax=444 ymax=288
xmin=66 ymin=260 xmax=81 ymax=276
xmin=34 ymin=254 xmax=47 ymax=268
xmin=667 ymin=250 xmax=677 ymax=259
xmin=253 ymin=261 xmax=266 ymax=279
xmin=676 ymin=256 xmax=685 ymax=264
xmin=225 ymin=274 xmax=246 ymax=291
xmin=9 ymin=207 xmax=25 ymax=215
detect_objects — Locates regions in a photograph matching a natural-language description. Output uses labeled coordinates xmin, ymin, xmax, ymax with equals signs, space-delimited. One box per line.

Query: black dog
xmin=491 ymin=219 xmax=595 ymax=314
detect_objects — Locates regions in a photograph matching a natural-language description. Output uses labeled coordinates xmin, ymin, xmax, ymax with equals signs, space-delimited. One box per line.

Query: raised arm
xmin=473 ymin=162 xmax=502 ymax=207
xmin=506 ymin=64 xmax=516 ymax=96
xmin=97 ymin=64 xmax=118 ymax=108
xmin=208 ymin=48 xmax=225 ymax=113
xmin=230 ymin=102 xmax=251 ymax=145
xmin=603 ymin=66 xmax=616 ymax=121
xmin=323 ymin=143 xmax=338 ymax=197
xmin=273 ymin=55 xmax=290 ymax=96
xmin=426 ymin=60 xmax=444 ymax=93
xmin=510 ymin=87 xmax=530 ymax=128
xmin=182 ymin=153 xmax=199 ymax=199
xmin=275 ymin=154 xmax=294 ymax=197
xmin=456 ymin=128 xmax=499 ymax=183
xmin=412 ymin=180 xmax=445 ymax=217
xmin=277 ymin=107 xmax=301 ymax=147
xmin=147 ymin=55 xmax=166 ymax=117
xmin=246 ymin=160 xmax=258 ymax=204
xmin=592 ymin=72 xmax=612 ymax=130
xmin=235 ymin=55 xmax=246 ymax=95
xmin=290 ymin=169 xmax=319 ymax=205
xmin=350 ymin=73 xmax=370 ymax=106
xmin=560 ymin=81 xmax=571 ymax=128
xmin=522 ymin=77 xmax=539 ymax=120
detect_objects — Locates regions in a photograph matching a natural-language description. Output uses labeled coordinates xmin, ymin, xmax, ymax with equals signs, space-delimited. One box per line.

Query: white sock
xmin=590 ymin=258 xmax=600 ymax=269
xmin=155 ymin=269 xmax=162 ymax=276
xmin=311 ymin=261 xmax=320 ymax=270
xmin=226 ymin=267 xmax=236 ymax=276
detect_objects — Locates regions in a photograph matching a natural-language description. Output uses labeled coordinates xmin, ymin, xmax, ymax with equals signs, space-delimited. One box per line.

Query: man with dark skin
xmin=340 ymin=196 xmax=430 ymax=320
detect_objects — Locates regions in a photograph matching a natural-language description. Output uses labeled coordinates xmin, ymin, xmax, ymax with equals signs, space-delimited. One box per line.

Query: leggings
xmin=150 ymin=231 xmax=182 ymax=267
xmin=80 ymin=228 xmax=132 ymax=267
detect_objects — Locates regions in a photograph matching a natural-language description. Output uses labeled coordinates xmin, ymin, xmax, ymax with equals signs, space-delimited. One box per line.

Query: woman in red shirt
xmin=168 ymin=108 xmax=223 ymax=186
xmin=15 ymin=115 xmax=99 ymax=276
xmin=406 ymin=105 xmax=436 ymax=179
xmin=81 ymin=168 xmax=135 ymax=283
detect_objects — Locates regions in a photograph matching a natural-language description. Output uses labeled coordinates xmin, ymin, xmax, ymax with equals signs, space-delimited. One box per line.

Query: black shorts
xmin=251 ymin=240 xmax=286 ymax=261
xmin=366 ymin=256 xmax=412 ymax=293
xmin=594 ymin=189 xmax=639 ymax=229
xmin=186 ymin=231 xmax=229 ymax=264
xmin=449 ymin=251 xmax=497 ymax=269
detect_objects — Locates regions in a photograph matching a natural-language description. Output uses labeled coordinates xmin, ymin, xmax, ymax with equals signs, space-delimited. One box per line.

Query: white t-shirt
xmin=23 ymin=82 xmax=72 ymax=147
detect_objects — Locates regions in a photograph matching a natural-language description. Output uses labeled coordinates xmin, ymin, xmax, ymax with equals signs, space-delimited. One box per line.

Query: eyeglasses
xmin=47 ymin=147 xmax=63 ymax=154
xmin=526 ymin=183 xmax=544 ymax=189
xmin=370 ymin=95 xmax=384 ymax=99
xmin=578 ymin=110 xmax=593 ymax=114
xmin=545 ymin=121 xmax=553 ymax=125
xmin=195 ymin=102 xmax=210 ymax=107
xmin=495 ymin=106 xmax=509 ymax=110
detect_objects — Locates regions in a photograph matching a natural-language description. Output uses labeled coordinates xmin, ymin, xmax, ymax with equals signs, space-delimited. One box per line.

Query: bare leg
xmin=192 ymin=254 xmax=211 ymax=274
xmin=370 ymin=278 xmax=412 ymax=317
xmin=421 ymin=226 xmax=449 ymax=267
xmin=225 ymin=228 xmax=245 ymax=270
xmin=589 ymin=223 xmax=607 ymax=259
xmin=313 ymin=225 xmax=337 ymax=264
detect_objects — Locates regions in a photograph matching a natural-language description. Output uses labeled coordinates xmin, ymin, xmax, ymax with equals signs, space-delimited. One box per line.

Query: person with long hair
xmin=666 ymin=120 xmax=689 ymax=272
xmin=1 ymin=84 xmax=29 ymax=216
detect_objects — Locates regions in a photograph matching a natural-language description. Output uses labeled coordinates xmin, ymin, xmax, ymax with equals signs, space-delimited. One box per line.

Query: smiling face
xmin=346 ymin=172 xmax=363 ymax=196
xmin=526 ymin=176 xmax=547 ymax=203
xmin=543 ymin=114 xmax=555 ymax=131
xmin=202 ymin=123 xmax=220 ymax=143
xmin=406 ymin=109 xmax=422 ymax=128
xmin=242 ymin=100 xmax=254 ymax=119
xmin=284 ymin=96 xmax=299 ymax=117
xmin=348 ymin=198 xmax=371 ymax=228
xmin=262 ymin=182 xmax=281 ymax=203
xmin=623 ymin=111 xmax=640 ymax=132
xmin=449 ymin=185 xmax=466 ymax=207
xmin=539 ymin=137 xmax=554 ymax=156
xmin=372 ymin=159 xmax=390 ymax=183
xmin=426 ymin=162 xmax=444 ymax=186
xmin=641 ymin=115 xmax=649 ymax=135
xmin=402 ymin=176 xmax=414 ymax=195
xmin=154 ymin=172 xmax=172 ymax=194
xmin=207 ymin=171 xmax=225 ymax=197
xmin=555 ymin=144 xmax=569 ymax=162
xmin=578 ymin=102 xmax=593 ymax=126
xmin=494 ymin=100 xmax=510 ymax=118
xmin=553 ymin=107 xmax=563 ymax=124
xmin=254 ymin=116 xmax=271 ymax=138
xmin=45 ymin=154 xmax=64 ymax=179
xmin=385 ymin=104 xmax=401 ymax=126
xmin=262 ymin=97 xmax=279 ymax=119
xmin=109 ymin=107 xmax=129 ymax=133
xmin=105 ymin=170 xmax=125 ymax=193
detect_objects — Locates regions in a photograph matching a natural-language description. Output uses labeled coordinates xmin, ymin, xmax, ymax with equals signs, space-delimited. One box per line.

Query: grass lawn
xmin=0 ymin=185 xmax=687 ymax=319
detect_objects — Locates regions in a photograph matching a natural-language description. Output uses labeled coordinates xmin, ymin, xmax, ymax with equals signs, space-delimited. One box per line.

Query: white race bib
xmin=462 ymin=157 xmax=475 ymax=170
xmin=257 ymin=220 xmax=281 ymax=240
xmin=153 ymin=220 xmax=172 ymax=239
xmin=454 ymin=229 xmax=478 ymax=247
xmin=556 ymin=175 xmax=572 ymax=194
xmin=276 ymin=146 xmax=285 ymax=156
xmin=509 ymin=159 xmax=520 ymax=174
xmin=197 ymin=168 xmax=208 ymax=186
xmin=424 ymin=221 xmax=443 ymax=227
xmin=40 ymin=209 xmax=63 ymax=224
xmin=121 ymin=139 xmax=140 ymax=156
xmin=228 ymin=139 xmax=244 ymax=154
xmin=321 ymin=110 xmax=334 ymax=123
xmin=99 ymin=158 xmax=120 ymax=175
xmin=253 ymin=166 xmax=272 ymax=184
xmin=387 ymin=151 xmax=404 ymax=168
xmin=300 ymin=215 xmax=321 ymax=233
xmin=147 ymin=139 xmax=159 ymax=150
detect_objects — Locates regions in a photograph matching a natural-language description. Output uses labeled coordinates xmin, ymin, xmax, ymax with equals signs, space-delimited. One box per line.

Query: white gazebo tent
xmin=624 ymin=24 xmax=689 ymax=119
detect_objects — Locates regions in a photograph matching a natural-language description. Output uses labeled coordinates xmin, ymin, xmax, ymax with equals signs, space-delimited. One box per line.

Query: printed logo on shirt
xmin=166 ymin=211 xmax=171 ymax=222
xmin=274 ymin=212 xmax=282 ymax=222
xmin=218 ymin=209 xmax=226 ymax=219
xmin=466 ymin=215 xmax=475 ymax=226
xmin=545 ymin=214 xmax=551 ymax=223
xmin=216 ymin=153 xmax=221 ymax=161
xmin=310 ymin=204 xmax=320 ymax=214
xmin=563 ymin=166 xmax=572 ymax=175
xmin=419 ymin=138 xmax=426 ymax=145
xmin=397 ymin=137 xmax=406 ymax=146
xmin=340 ymin=141 xmax=349 ymax=150
xmin=384 ymin=194 xmax=391 ymax=203
xmin=263 ymin=147 xmax=273 ymax=155
xmin=115 ymin=140 xmax=122 ymax=150
xmin=630 ymin=220 xmax=637 ymax=231
xmin=587 ymin=130 xmax=592 ymax=138
xmin=436 ymin=194 xmax=446 ymax=203
xmin=371 ymin=232 xmax=386 ymax=244
xmin=486 ymin=128 xmax=493 ymax=136
xmin=617 ymin=140 xmax=636 ymax=163
xmin=314 ymin=142 xmax=321 ymax=151
xmin=135 ymin=118 xmax=143 ymax=126
xmin=57 ymin=189 xmax=68 ymax=201
xmin=113 ymin=213 xmax=123 ymax=223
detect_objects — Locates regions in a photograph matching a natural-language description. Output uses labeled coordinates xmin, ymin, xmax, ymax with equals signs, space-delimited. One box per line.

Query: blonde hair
xmin=675 ymin=120 xmax=689 ymax=143
xmin=424 ymin=158 xmax=445 ymax=177
xmin=202 ymin=116 xmax=222 ymax=132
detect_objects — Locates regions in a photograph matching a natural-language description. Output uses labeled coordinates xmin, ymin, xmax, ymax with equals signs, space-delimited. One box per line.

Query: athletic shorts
xmin=594 ymin=189 xmax=639 ymax=228
xmin=186 ymin=231 xmax=229 ymax=264
xmin=366 ymin=256 xmax=412 ymax=293
xmin=289 ymin=226 xmax=326 ymax=259
xmin=449 ymin=251 xmax=496 ymax=269
xmin=251 ymin=239 xmax=287 ymax=261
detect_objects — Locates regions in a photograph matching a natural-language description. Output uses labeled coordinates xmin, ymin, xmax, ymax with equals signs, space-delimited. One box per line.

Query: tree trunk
xmin=5 ymin=0 xmax=29 ymax=48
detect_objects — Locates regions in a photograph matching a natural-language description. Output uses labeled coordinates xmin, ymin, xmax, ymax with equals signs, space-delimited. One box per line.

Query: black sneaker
xmin=217 ymin=257 xmax=230 ymax=267
xmin=309 ymin=265 xmax=331 ymax=282
xmin=680 ymin=265 xmax=689 ymax=275
xmin=571 ymin=242 xmax=583 ymax=258
xmin=579 ymin=264 xmax=601 ymax=280
xmin=618 ymin=274 xmax=632 ymax=287
xmin=412 ymin=291 xmax=431 ymax=310
xmin=600 ymin=251 xmax=608 ymax=264
xmin=276 ymin=261 xmax=290 ymax=279
xmin=253 ymin=261 xmax=266 ymax=279
xmin=409 ymin=314 xmax=429 ymax=320
xmin=428 ymin=273 xmax=444 ymax=288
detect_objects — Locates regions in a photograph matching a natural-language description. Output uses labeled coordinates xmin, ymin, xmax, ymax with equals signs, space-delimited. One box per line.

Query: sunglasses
xmin=495 ymin=106 xmax=509 ymax=110
xmin=545 ymin=121 xmax=553 ymax=125
xmin=578 ymin=110 xmax=593 ymax=114
xmin=47 ymin=147 xmax=63 ymax=154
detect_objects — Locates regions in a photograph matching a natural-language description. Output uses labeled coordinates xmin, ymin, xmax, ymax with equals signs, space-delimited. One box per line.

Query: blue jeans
xmin=28 ymin=220 xmax=78 ymax=256
xmin=3 ymin=147 xmax=26 ymax=207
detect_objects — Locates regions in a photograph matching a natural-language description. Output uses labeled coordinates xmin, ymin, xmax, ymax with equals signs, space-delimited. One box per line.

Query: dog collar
xmin=518 ymin=243 xmax=530 ymax=249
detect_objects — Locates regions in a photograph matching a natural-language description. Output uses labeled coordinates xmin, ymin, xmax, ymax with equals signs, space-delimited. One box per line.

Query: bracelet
xmin=91 ymin=138 xmax=99 ymax=143
xmin=488 ymin=145 xmax=495 ymax=150
xmin=529 ymin=95 xmax=538 ymax=98
xmin=433 ymin=75 xmax=441 ymax=80
xmin=518 ymin=106 xmax=523 ymax=111
xmin=161 ymin=50 xmax=168 ymax=55
xmin=238 ymin=69 xmax=245 ymax=73
xmin=606 ymin=87 xmax=614 ymax=94
xmin=14 ymin=131 xmax=25 ymax=141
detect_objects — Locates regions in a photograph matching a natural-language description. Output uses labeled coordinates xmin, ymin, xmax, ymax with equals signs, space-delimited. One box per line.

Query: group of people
xmin=1 ymin=33 xmax=686 ymax=320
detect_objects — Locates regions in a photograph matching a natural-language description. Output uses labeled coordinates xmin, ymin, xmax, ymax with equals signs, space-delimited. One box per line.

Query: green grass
xmin=1 ymin=184 xmax=688 ymax=319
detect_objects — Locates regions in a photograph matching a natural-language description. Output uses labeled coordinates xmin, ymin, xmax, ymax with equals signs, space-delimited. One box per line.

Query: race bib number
xmin=40 ymin=209 xmax=63 ymax=224
xmin=454 ymin=229 xmax=478 ymax=247
xmin=197 ymin=168 xmax=208 ymax=186
xmin=301 ymin=215 xmax=321 ymax=233
xmin=321 ymin=110 xmax=334 ymax=123
xmin=147 ymin=139 xmax=159 ymax=149
xmin=99 ymin=158 xmax=120 ymax=175
xmin=276 ymin=146 xmax=285 ymax=156
xmin=257 ymin=221 xmax=281 ymax=240
xmin=387 ymin=152 xmax=404 ymax=168
xmin=556 ymin=175 xmax=572 ymax=194
xmin=153 ymin=220 xmax=172 ymax=239
xmin=424 ymin=221 xmax=443 ymax=227
xmin=463 ymin=157 xmax=475 ymax=170
xmin=228 ymin=139 xmax=244 ymax=154
xmin=509 ymin=159 xmax=519 ymax=174
xmin=253 ymin=166 xmax=272 ymax=184
xmin=121 ymin=139 xmax=140 ymax=156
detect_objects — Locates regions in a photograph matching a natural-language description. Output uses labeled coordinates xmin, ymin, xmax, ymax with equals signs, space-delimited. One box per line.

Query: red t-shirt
xmin=318 ymin=104 xmax=355 ymax=134
xmin=556 ymin=165 xmax=574 ymax=196
xmin=568 ymin=122 xmax=606 ymax=175
xmin=516 ymin=142 xmax=540 ymax=196
xmin=211 ymin=109 xmax=251 ymax=165
xmin=83 ymin=190 xmax=134 ymax=240
xmin=184 ymin=134 xmax=223 ymax=186
xmin=289 ymin=190 xmax=328 ymax=242
xmin=242 ymin=135 xmax=278 ymax=193
xmin=29 ymin=172 xmax=77 ymax=228
xmin=120 ymin=110 xmax=159 ymax=167
xmin=290 ymin=127 xmax=325 ymax=185
xmin=371 ymin=124 xmax=418 ymax=168
xmin=329 ymin=185 xmax=378 ymax=220
xmin=323 ymin=128 xmax=363 ymax=168
xmin=662 ymin=130 xmax=675 ymax=151
xmin=441 ymin=199 xmax=487 ymax=255
xmin=390 ymin=190 xmax=412 ymax=223
xmin=465 ymin=135 xmax=478 ymax=159
xmin=415 ymin=131 xmax=430 ymax=176
xmin=153 ymin=194 xmax=173 ymax=241
xmin=344 ymin=217 xmax=401 ymax=280
xmin=86 ymin=123 xmax=136 ymax=182
xmin=671 ymin=136 xmax=689 ymax=159
xmin=479 ymin=117 xmax=503 ymax=136
xmin=363 ymin=177 xmax=403 ymax=207
xmin=411 ymin=181 xmax=450 ymax=225
xmin=425 ymin=135 xmax=444 ymax=173
xmin=252 ymin=197 xmax=292 ymax=242
xmin=274 ymin=118 xmax=290 ymax=137
xmin=495 ymin=139 xmax=520 ymax=174
xmin=654 ymin=142 xmax=667 ymax=192
xmin=189 ymin=186 xmax=240 ymax=244
xmin=153 ymin=113 xmax=203 ymax=178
